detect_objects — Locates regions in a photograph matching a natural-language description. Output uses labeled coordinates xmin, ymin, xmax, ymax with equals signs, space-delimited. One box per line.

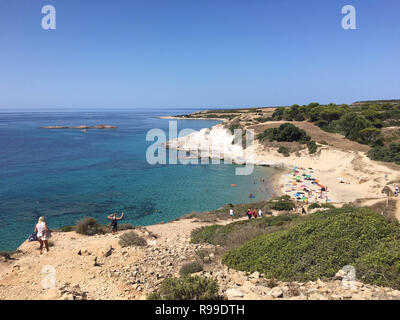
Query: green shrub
xmin=191 ymin=214 xmax=297 ymax=249
xmin=0 ymin=251 xmax=11 ymax=260
xmin=314 ymin=120 xmax=329 ymax=127
xmin=179 ymin=262 xmax=203 ymax=276
xmin=58 ymin=226 xmax=74 ymax=232
xmin=309 ymin=203 xmax=321 ymax=209
xmin=307 ymin=140 xmax=318 ymax=154
xmin=228 ymin=123 xmax=241 ymax=135
xmin=269 ymin=199 xmax=295 ymax=211
xmin=75 ymin=217 xmax=106 ymax=235
xmin=147 ymin=276 xmax=221 ymax=300
xmin=257 ymin=123 xmax=311 ymax=144
xmin=119 ymin=231 xmax=147 ymax=247
xmin=368 ymin=143 xmax=400 ymax=165
xmin=195 ymin=249 xmax=212 ymax=264
xmin=222 ymin=208 xmax=400 ymax=288
xmin=320 ymin=203 xmax=335 ymax=209
xmin=277 ymin=146 xmax=290 ymax=157
xmin=70 ymin=218 xmax=133 ymax=235
xmin=118 ymin=224 xmax=134 ymax=231
xmin=355 ymin=240 xmax=400 ymax=289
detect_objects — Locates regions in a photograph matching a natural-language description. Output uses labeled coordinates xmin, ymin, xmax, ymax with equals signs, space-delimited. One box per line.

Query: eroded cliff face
xmin=166 ymin=122 xmax=400 ymax=203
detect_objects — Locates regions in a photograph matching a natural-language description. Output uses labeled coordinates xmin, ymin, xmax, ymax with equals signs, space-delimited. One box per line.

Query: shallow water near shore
xmin=0 ymin=109 xmax=275 ymax=251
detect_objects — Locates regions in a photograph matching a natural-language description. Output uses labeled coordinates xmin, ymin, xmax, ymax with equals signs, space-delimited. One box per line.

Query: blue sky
xmin=0 ymin=0 xmax=399 ymax=109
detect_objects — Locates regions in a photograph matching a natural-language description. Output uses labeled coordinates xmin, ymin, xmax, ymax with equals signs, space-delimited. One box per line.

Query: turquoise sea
xmin=0 ymin=109 xmax=275 ymax=251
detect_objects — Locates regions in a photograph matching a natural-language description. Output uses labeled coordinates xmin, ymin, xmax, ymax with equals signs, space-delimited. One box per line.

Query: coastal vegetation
xmin=257 ymin=123 xmax=319 ymax=155
xmin=119 ymin=231 xmax=147 ymax=247
xmin=367 ymin=143 xmax=400 ymax=164
xmin=268 ymin=101 xmax=400 ymax=164
xmin=179 ymin=261 xmax=203 ymax=276
xmin=147 ymin=276 xmax=220 ymax=300
xmin=191 ymin=213 xmax=298 ymax=251
xmin=183 ymin=196 xmax=294 ymax=223
xmin=219 ymin=207 xmax=400 ymax=289
xmin=59 ymin=217 xmax=133 ymax=236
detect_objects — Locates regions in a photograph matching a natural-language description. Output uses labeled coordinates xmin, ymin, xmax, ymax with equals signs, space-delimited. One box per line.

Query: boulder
xmin=269 ymin=287 xmax=283 ymax=298
xmin=308 ymin=293 xmax=329 ymax=300
xmin=225 ymin=288 xmax=244 ymax=299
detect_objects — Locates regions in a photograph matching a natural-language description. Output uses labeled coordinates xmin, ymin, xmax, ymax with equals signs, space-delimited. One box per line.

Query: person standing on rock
xmin=34 ymin=216 xmax=52 ymax=255
xmin=107 ymin=212 xmax=124 ymax=235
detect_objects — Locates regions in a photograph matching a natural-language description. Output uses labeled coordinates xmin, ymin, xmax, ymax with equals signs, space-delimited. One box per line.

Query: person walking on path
xmin=107 ymin=212 xmax=124 ymax=235
xmin=247 ymin=209 xmax=252 ymax=220
xmin=229 ymin=208 xmax=234 ymax=220
xmin=253 ymin=208 xmax=258 ymax=218
xmin=34 ymin=216 xmax=52 ymax=255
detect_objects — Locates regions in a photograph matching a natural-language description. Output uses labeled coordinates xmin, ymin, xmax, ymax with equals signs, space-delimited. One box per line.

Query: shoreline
xmin=2 ymin=113 xmax=400 ymax=300
xmin=6 ymin=112 xmax=400 ymax=252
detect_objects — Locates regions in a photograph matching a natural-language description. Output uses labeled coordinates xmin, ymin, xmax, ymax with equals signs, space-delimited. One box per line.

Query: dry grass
xmin=119 ymin=231 xmax=147 ymax=247
xmin=248 ymin=121 xmax=370 ymax=152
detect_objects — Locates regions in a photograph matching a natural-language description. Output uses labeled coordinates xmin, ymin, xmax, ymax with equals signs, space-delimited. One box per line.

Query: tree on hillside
xmin=359 ymin=127 xmax=381 ymax=144
xmin=336 ymin=112 xmax=371 ymax=140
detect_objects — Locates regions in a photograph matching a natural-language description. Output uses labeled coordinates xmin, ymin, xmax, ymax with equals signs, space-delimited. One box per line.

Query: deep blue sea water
xmin=0 ymin=109 xmax=275 ymax=251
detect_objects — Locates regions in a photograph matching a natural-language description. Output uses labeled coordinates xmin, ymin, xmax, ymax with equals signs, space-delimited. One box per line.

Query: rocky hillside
xmin=2 ymin=212 xmax=400 ymax=300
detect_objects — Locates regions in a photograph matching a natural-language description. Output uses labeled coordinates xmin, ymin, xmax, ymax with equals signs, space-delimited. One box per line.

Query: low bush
xmin=191 ymin=214 xmax=298 ymax=250
xmin=269 ymin=199 xmax=295 ymax=211
xmin=309 ymin=203 xmax=321 ymax=209
xmin=75 ymin=217 xmax=106 ymax=236
xmin=179 ymin=262 xmax=203 ymax=276
xmin=147 ymin=276 xmax=221 ymax=300
xmin=0 ymin=251 xmax=11 ymax=260
xmin=277 ymin=146 xmax=290 ymax=157
xmin=307 ymin=140 xmax=318 ymax=154
xmin=222 ymin=208 xmax=400 ymax=289
xmin=367 ymin=143 xmax=400 ymax=165
xmin=257 ymin=123 xmax=311 ymax=144
xmin=58 ymin=226 xmax=74 ymax=232
xmin=119 ymin=231 xmax=147 ymax=247
xmin=61 ymin=220 xmax=133 ymax=234
xmin=195 ymin=249 xmax=212 ymax=264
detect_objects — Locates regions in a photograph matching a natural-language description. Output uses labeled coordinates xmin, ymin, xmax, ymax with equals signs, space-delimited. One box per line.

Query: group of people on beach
xmin=30 ymin=212 xmax=125 ymax=255
xmin=283 ymin=166 xmax=331 ymax=204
